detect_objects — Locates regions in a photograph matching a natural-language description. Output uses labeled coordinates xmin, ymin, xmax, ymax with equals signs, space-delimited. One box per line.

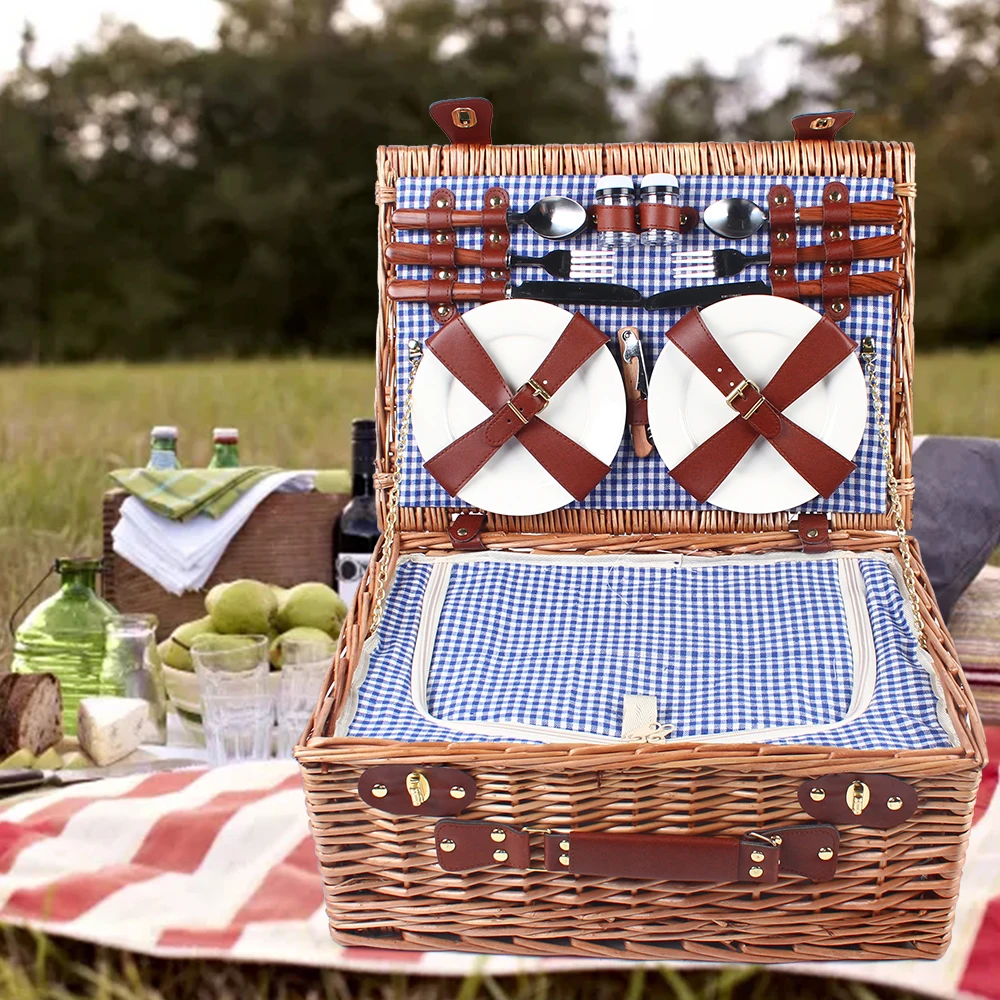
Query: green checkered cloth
xmin=110 ymin=467 xmax=282 ymax=520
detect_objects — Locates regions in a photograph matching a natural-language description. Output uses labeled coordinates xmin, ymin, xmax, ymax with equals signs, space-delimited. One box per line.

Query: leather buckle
xmin=725 ymin=379 xmax=764 ymax=419
xmin=524 ymin=379 xmax=551 ymax=405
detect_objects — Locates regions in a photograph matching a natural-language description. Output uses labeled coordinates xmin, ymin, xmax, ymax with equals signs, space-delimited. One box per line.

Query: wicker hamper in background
xmin=102 ymin=490 xmax=348 ymax=638
xmin=296 ymin=109 xmax=986 ymax=962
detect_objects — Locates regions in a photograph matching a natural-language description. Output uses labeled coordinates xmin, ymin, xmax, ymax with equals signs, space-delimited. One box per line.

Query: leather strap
xmin=822 ymin=180 xmax=852 ymax=320
xmin=794 ymin=513 xmax=832 ymax=553
xmin=594 ymin=203 xmax=638 ymax=233
xmin=791 ymin=110 xmax=855 ymax=141
xmin=626 ymin=398 xmax=648 ymax=427
xmin=638 ymin=202 xmax=681 ymax=233
xmin=429 ymin=98 xmax=493 ymax=145
xmin=479 ymin=187 xmax=510 ymax=277
xmin=436 ymin=821 xmax=839 ymax=884
xmin=423 ymin=312 xmax=611 ymax=500
xmin=426 ymin=188 xmax=456 ymax=233
xmin=425 ymin=242 xmax=458 ymax=269
xmin=448 ymin=512 xmax=486 ymax=551
xmin=665 ymin=309 xmax=858 ymax=502
xmin=768 ymin=185 xmax=798 ymax=299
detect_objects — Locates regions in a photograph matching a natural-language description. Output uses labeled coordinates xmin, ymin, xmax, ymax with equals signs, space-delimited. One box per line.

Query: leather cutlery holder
xmin=768 ymin=184 xmax=799 ymax=298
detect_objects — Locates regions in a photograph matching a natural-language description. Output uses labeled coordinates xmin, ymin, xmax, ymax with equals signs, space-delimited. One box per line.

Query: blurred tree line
xmin=0 ymin=0 xmax=996 ymax=360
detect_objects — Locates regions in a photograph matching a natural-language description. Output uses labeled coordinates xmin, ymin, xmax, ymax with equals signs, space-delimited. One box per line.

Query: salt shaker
xmin=594 ymin=175 xmax=638 ymax=248
xmin=638 ymin=173 xmax=681 ymax=247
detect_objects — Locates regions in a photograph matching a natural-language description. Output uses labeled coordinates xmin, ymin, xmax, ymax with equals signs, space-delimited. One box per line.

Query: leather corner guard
xmin=429 ymin=98 xmax=493 ymax=145
xmin=798 ymin=773 xmax=917 ymax=828
xmin=449 ymin=511 xmax=486 ymax=551
xmin=791 ymin=110 xmax=855 ymax=141
xmin=359 ymin=765 xmax=476 ymax=815
xmin=435 ymin=821 xmax=839 ymax=884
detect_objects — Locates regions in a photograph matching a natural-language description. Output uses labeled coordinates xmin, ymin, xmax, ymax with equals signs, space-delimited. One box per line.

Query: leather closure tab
xmin=435 ymin=820 xmax=528 ymax=871
xmin=794 ymin=513 xmax=832 ymax=553
xmin=429 ymin=97 xmax=493 ymax=145
xmin=359 ymin=765 xmax=476 ymax=815
xmin=448 ymin=512 xmax=486 ymax=551
xmin=791 ymin=109 xmax=855 ymax=141
xmin=798 ymin=773 xmax=917 ymax=828
xmin=764 ymin=824 xmax=840 ymax=882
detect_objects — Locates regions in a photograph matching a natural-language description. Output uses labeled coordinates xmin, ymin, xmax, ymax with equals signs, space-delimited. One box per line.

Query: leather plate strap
xmin=666 ymin=308 xmax=858 ymax=502
xmin=436 ymin=821 xmax=839 ymax=884
xmin=423 ymin=312 xmax=612 ymax=500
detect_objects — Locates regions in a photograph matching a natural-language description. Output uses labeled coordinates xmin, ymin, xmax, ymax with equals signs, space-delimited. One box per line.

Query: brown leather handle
xmin=385 ymin=243 xmax=487 ymax=267
xmin=392 ymin=208 xmax=498 ymax=229
xmin=617 ymin=327 xmax=653 ymax=459
xmin=797 ymin=199 xmax=901 ymax=226
xmin=798 ymin=270 xmax=903 ymax=298
xmin=435 ymin=821 xmax=840 ymax=884
xmin=797 ymin=233 xmax=903 ymax=263
xmin=387 ymin=279 xmax=501 ymax=303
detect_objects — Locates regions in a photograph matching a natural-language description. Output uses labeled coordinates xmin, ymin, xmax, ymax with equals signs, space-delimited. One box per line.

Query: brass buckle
xmin=506 ymin=401 xmax=529 ymax=425
xmin=524 ymin=379 xmax=551 ymax=405
xmin=725 ymin=379 xmax=765 ymax=420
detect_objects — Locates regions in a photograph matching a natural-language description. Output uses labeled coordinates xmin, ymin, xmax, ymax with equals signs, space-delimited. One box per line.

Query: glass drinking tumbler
xmin=191 ymin=634 xmax=272 ymax=765
xmin=276 ymin=636 xmax=334 ymax=757
xmin=100 ymin=613 xmax=168 ymax=743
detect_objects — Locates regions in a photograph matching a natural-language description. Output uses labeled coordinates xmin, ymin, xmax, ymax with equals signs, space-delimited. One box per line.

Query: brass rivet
xmin=811 ymin=116 xmax=835 ymax=130
xmin=680 ymin=213 xmax=689 ymax=226
xmin=750 ymin=850 xmax=765 ymax=863
xmin=452 ymin=107 xmax=477 ymax=128
xmin=490 ymin=829 xmax=506 ymax=843
xmin=749 ymin=866 xmax=764 ymax=878
xmin=809 ymin=787 xmax=826 ymax=802
xmin=774 ymin=193 xmax=788 ymax=205
xmin=829 ymin=189 xmax=843 ymax=202
xmin=440 ymin=839 xmax=456 ymax=852
xmin=489 ymin=269 xmax=505 ymax=279
xmin=436 ymin=304 xmax=450 ymax=317
xmin=559 ymin=854 xmax=570 ymax=866
xmin=775 ymin=231 xmax=788 ymax=243
xmin=831 ymin=300 xmax=846 ymax=314
xmin=774 ymin=266 xmax=787 ymax=278
xmin=493 ymin=849 xmax=508 ymax=863
xmin=449 ymin=786 xmax=466 ymax=799
xmin=559 ymin=840 xmax=570 ymax=852
xmin=806 ymin=528 xmax=819 ymax=538
xmin=489 ymin=195 xmax=503 ymax=207
xmin=818 ymin=846 xmax=834 ymax=861
xmin=371 ymin=783 xmax=388 ymax=798
xmin=456 ymin=527 xmax=469 ymax=538
xmin=829 ymin=263 xmax=843 ymax=275
xmin=435 ymin=198 xmax=448 ymax=209
xmin=830 ymin=228 xmax=843 ymax=240
xmin=887 ymin=796 xmax=904 ymax=811
xmin=771 ymin=835 xmax=782 ymax=846
xmin=437 ymin=270 xmax=451 ymax=280
xmin=434 ymin=232 xmax=449 ymax=244
xmin=488 ymin=232 xmax=502 ymax=243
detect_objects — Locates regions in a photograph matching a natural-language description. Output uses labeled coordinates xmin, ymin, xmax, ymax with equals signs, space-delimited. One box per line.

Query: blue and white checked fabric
xmin=394 ymin=172 xmax=896 ymax=513
xmin=345 ymin=554 xmax=955 ymax=751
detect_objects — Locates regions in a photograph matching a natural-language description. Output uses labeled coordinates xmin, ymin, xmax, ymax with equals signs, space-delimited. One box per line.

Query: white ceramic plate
xmin=411 ymin=300 xmax=626 ymax=515
xmin=647 ymin=295 xmax=867 ymax=514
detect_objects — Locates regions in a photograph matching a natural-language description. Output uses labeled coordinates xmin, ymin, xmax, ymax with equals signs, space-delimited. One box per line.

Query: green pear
xmin=161 ymin=616 xmax=216 ymax=672
xmin=276 ymin=582 xmax=347 ymax=637
xmin=208 ymin=579 xmax=277 ymax=635
xmin=269 ymin=626 xmax=336 ymax=668
xmin=204 ymin=581 xmax=231 ymax=617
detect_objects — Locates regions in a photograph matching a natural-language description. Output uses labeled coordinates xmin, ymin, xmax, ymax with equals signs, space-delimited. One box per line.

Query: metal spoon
xmin=390 ymin=195 xmax=590 ymax=241
xmin=702 ymin=196 xmax=904 ymax=240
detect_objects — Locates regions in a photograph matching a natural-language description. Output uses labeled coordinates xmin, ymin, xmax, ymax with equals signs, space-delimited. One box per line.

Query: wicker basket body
xmin=296 ymin=137 xmax=986 ymax=962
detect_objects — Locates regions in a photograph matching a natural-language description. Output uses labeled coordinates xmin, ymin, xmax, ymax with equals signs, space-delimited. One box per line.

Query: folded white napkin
xmin=113 ymin=470 xmax=316 ymax=595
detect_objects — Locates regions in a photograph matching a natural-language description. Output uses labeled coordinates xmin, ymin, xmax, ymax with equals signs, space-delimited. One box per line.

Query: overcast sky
xmin=0 ymin=0 xmax=845 ymax=100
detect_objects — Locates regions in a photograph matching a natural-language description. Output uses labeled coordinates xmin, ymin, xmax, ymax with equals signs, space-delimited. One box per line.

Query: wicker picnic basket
xmin=296 ymin=102 xmax=986 ymax=962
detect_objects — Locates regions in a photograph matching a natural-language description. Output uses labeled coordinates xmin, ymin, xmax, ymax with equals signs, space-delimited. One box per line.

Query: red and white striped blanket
xmin=1 ymin=733 xmax=999 ymax=997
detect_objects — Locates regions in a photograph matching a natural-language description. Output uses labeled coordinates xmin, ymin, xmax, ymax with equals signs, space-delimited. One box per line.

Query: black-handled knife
xmin=643 ymin=280 xmax=770 ymax=310
xmin=0 ymin=757 xmax=206 ymax=797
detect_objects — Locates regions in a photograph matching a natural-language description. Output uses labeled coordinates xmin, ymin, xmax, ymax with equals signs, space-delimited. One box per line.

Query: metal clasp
xmin=622 ymin=721 xmax=674 ymax=744
xmin=725 ymin=379 xmax=765 ymax=420
xmin=451 ymin=107 xmax=477 ymax=128
xmin=405 ymin=770 xmax=431 ymax=807
xmin=847 ymin=779 xmax=870 ymax=816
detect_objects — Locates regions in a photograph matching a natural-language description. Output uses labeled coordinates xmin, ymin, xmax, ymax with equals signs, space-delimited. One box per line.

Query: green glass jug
xmin=10 ymin=557 xmax=117 ymax=734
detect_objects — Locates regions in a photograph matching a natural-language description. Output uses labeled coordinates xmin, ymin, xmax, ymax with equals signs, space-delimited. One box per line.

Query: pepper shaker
xmin=594 ymin=175 xmax=638 ymax=249
xmin=638 ymin=173 xmax=681 ymax=247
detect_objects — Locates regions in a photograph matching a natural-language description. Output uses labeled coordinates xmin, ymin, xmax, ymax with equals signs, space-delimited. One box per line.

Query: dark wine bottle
xmin=334 ymin=419 xmax=380 ymax=605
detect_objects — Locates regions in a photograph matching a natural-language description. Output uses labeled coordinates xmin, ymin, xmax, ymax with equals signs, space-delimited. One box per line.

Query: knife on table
xmin=617 ymin=327 xmax=654 ymax=459
xmin=0 ymin=757 xmax=206 ymax=797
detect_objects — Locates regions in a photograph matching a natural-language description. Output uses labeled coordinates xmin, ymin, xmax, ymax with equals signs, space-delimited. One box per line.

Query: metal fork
xmin=672 ymin=248 xmax=769 ymax=280
xmin=507 ymin=249 xmax=614 ymax=280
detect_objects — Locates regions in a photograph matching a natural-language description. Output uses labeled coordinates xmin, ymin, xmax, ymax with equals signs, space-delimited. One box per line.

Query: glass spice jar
xmin=594 ymin=175 xmax=638 ymax=249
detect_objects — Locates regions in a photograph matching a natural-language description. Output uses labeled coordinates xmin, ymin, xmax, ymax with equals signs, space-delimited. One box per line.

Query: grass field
xmin=0 ymin=351 xmax=995 ymax=998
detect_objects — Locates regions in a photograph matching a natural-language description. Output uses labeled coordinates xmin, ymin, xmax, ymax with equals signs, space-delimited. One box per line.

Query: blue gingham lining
xmin=394 ymin=173 xmax=896 ymax=513
xmin=343 ymin=553 xmax=955 ymax=751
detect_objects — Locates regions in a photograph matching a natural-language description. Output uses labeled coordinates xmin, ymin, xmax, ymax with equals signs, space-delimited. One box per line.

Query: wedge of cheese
xmin=77 ymin=698 xmax=148 ymax=766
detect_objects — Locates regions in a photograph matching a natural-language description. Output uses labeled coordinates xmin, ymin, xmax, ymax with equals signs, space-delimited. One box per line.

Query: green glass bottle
xmin=148 ymin=425 xmax=180 ymax=469
xmin=11 ymin=558 xmax=117 ymax=734
xmin=207 ymin=427 xmax=240 ymax=468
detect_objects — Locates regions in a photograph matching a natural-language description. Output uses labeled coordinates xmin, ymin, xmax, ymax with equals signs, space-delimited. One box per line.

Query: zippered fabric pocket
xmin=340 ymin=550 xmax=956 ymax=750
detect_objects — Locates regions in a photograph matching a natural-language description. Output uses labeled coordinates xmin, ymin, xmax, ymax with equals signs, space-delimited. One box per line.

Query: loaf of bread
xmin=0 ymin=673 xmax=64 ymax=756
